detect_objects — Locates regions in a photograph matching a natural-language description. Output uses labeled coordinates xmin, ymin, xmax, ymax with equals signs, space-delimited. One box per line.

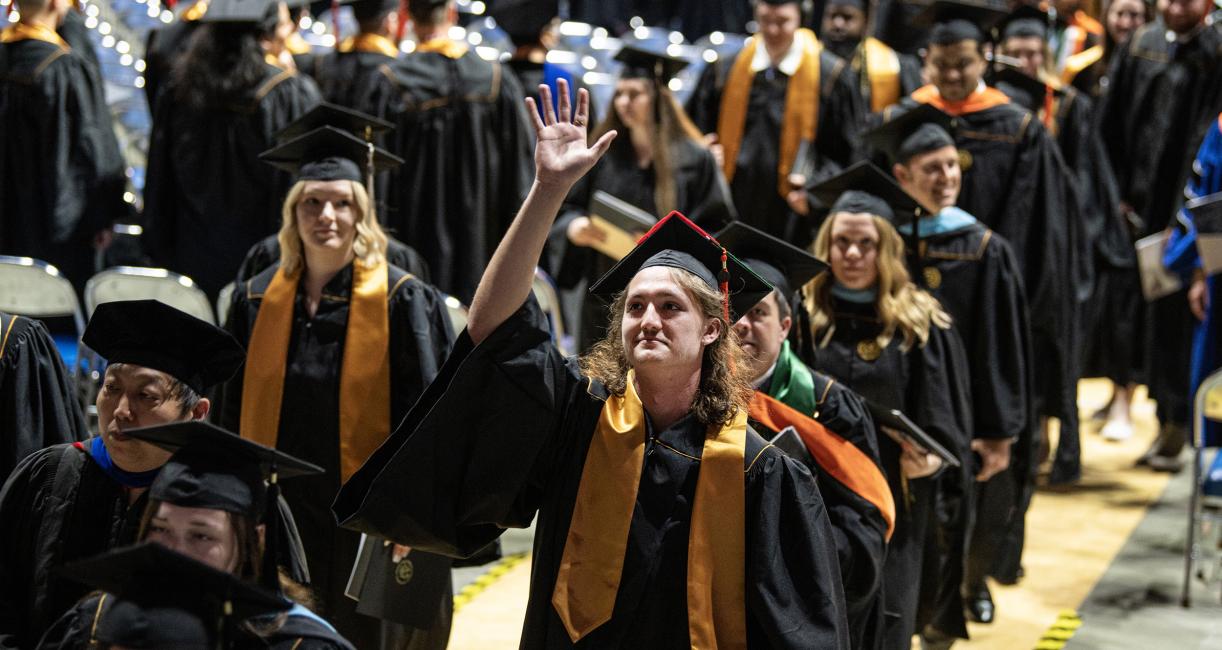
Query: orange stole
xmin=552 ymin=371 xmax=748 ymax=648
xmin=415 ymin=38 xmax=468 ymax=59
xmin=239 ymin=259 xmax=392 ymax=482
xmin=0 ymin=23 xmax=69 ymax=49
xmin=748 ymin=391 xmax=896 ymax=539
xmin=717 ymin=28 xmax=821 ymax=198
xmin=910 ymin=84 xmax=1011 ymax=116
xmin=862 ymin=37 xmax=901 ymax=113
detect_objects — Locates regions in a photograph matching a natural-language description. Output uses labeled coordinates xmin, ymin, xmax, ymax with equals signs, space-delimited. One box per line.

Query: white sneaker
xmin=1102 ymin=420 xmax=1134 ymax=442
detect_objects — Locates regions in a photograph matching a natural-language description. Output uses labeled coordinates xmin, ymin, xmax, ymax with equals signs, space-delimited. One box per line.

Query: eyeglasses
xmin=831 ymin=236 xmax=878 ymax=254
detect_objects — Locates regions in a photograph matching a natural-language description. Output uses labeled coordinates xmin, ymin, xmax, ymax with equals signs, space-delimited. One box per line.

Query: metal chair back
xmin=84 ymin=267 xmax=216 ymax=325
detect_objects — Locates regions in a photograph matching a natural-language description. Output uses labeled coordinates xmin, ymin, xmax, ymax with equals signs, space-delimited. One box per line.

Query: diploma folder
xmin=1135 ymin=231 xmax=1183 ymax=300
xmin=1187 ymin=192 xmax=1222 ymax=276
xmin=864 ymin=400 xmax=961 ymax=468
xmin=769 ymin=426 xmax=816 ymax=469
xmin=588 ymin=190 xmax=658 ymax=261
xmin=345 ymin=534 xmax=452 ymax=628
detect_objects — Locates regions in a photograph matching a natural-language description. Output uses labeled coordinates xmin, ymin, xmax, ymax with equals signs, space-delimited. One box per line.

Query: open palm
xmin=526 ymin=79 xmax=616 ymax=189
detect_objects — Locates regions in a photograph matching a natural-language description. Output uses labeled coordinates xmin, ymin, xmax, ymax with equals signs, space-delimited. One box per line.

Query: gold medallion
xmin=923 ymin=266 xmax=942 ymax=290
xmin=856 ymin=339 xmax=882 ymax=362
xmin=957 ymin=149 xmax=973 ymax=171
xmin=394 ymin=558 xmax=415 ymax=585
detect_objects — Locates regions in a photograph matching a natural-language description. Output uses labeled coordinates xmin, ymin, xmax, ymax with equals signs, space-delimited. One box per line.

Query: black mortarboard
xmin=999 ymin=4 xmax=1051 ymax=41
xmin=824 ymin=0 xmax=866 ymax=11
xmin=489 ymin=0 xmax=558 ymax=45
xmin=990 ymin=65 xmax=1048 ymax=112
xmin=347 ymin=0 xmax=399 ymax=21
xmin=588 ymin=212 xmax=774 ymax=320
xmin=615 ymin=45 xmax=691 ymax=82
xmin=83 ymin=300 xmax=245 ymax=395
xmin=916 ymin=0 xmax=1008 ymax=45
xmin=274 ymin=102 xmax=395 ymax=143
xmin=714 ymin=221 xmax=828 ymax=300
xmin=198 ymin=0 xmax=307 ymax=23
xmin=130 ymin=421 xmax=322 ymax=592
xmin=808 ymin=161 xmax=923 ymax=224
xmin=61 ymin=544 xmax=289 ymax=649
xmin=865 ymin=103 xmax=958 ymax=165
xmin=260 ymin=126 xmax=404 ymax=183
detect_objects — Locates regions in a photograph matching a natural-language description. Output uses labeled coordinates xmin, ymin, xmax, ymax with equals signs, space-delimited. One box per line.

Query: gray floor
xmin=1067 ymin=453 xmax=1222 ymax=650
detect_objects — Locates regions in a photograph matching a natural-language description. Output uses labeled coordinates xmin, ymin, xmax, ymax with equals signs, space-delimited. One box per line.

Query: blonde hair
xmin=579 ymin=267 xmax=753 ymax=427
xmin=277 ymin=179 xmax=388 ymax=276
xmin=803 ymin=212 xmax=952 ymax=352
xmin=590 ymin=79 xmax=706 ymax=218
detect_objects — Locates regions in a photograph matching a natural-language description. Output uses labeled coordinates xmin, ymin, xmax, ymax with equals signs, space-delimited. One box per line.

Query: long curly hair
xmin=277 ymin=180 xmax=388 ymax=276
xmin=579 ymin=267 xmax=753 ymax=427
xmin=172 ymin=8 xmax=281 ymax=111
xmin=803 ymin=212 xmax=951 ymax=352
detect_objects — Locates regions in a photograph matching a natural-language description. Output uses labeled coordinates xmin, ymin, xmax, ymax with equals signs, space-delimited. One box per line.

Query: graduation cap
xmin=346 ymin=0 xmax=400 ymax=21
xmin=998 ymin=4 xmax=1051 ymax=41
xmin=915 ymin=0 xmax=1009 ymax=45
xmin=274 ymin=102 xmax=395 ymax=143
xmin=808 ymin=161 xmax=923 ymax=225
xmin=60 ymin=543 xmax=289 ymax=650
xmin=714 ymin=221 xmax=828 ymax=301
xmin=488 ymin=0 xmax=559 ymax=46
xmin=198 ymin=0 xmax=307 ymax=23
xmin=261 ymin=125 xmax=404 ymax=183
xmin=864 ymin=103 xmax=958 ymax=165
xmin=588 ymin=212 xmax=774 ymax=321
xmin=615 ymin=45 xmax=691 ymax=83
xmin=83 ymin=300 xmax=245 ymax=395
xmin=128 ymin=420 xmax=322 ymax=593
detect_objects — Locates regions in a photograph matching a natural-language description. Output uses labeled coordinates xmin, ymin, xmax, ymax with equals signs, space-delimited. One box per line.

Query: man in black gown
xmin=335 ymin=81 xmax=851 ymax=649
xmin=0 ymin=300 xmax=243 ymax=650
xmin=902 ymin=0 xmax=1083 ymax=483
xmin=306 ymin=0 xmax=402 ymax=112
xmin=0 ymin=0 xmax=128 ymax=290
xmin=820 ymin=0 xmax=923 ymax=116
xmin=686 ymin=0 xmax=862 ymax=246
xmin=385 ymin=0 xmax=534 ymax=302
xmin=1095 ymin=0 xmax=1222 ymax=470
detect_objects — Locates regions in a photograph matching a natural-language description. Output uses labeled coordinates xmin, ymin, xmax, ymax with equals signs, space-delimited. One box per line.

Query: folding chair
xmin=1181 ymin=367 xmax=1222 ymax=606
xmin=532 ymin=267 xmax=572 ymax=356
xmin=444 ymin=295 xmax=469 ymax=334
xmin=84 ymin=266 xmax=216 ymax=325
xmin=216 ymin=282 xmax=236 ymax=327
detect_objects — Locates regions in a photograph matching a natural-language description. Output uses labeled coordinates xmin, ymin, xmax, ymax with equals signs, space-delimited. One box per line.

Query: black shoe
xmin=966 ymin=584 xmax=994 ymax=624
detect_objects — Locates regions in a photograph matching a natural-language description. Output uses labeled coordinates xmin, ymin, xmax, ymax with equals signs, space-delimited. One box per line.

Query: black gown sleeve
xmin=333 ymin=298 xmax=588 ymax=558
xmin=388 ymin=275 xmax=456 ymax=425
xmin=679 ymin=143 xmax=738 ymax=230
xmin=967 ymin=240 xmax=1032 ymax=441
xmin=0 ymin=447 xmax=64 ymax=650
xmin=745 ymin=445 xmax=852 ymax=650
xmin=816 ymin=56 xmax=864 ymax=168
xmin=34 ymin=595 xmax=99 ymax=650
xmin=0 ymin=315 xmax=87 ymax=480
xmin=213 ymin=283 xmax=255 ymax=431
xmin=686 ymin=59 xmax=725 ymax=135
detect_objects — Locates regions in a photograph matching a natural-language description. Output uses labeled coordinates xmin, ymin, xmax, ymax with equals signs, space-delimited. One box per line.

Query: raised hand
xmin=525 ymin=79 xmax=616 ymax=190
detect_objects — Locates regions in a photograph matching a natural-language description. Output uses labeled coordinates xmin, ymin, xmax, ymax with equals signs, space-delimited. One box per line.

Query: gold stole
xmin=862 ymin=37 xmax=901 ymax=113
xmin=183 ymin=0 xmax=208 ymax=22
xmin=552 ymin=371 xmax=748 ymax=648
xmin=1060 ymin=44 xmax=1103 ymax=85
xmin=240 ymin=259 xmax=392 ymax=482
xmin=285 ymin=31 xmax=312 ymax=55
xmin=0 ymin=23 xmax=69 ymax=49
xmin=717 ymin=28 xmax=821 ymax=198
xmin=415 ymin=37 xmax=468 ymax=59
xmin=339 ymin=33 xmax=399 ymax=58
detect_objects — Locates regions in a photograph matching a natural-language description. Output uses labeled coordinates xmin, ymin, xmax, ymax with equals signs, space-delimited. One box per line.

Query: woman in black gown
xmin=551 ymin=46 xmax=736 ymax=351
xmin=801 ymin=184 xmax=973 ymax=650
xmin=215 ymin=126 xmax=453 ymax=650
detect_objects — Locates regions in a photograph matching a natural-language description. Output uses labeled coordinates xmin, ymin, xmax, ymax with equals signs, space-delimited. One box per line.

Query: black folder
xmin=345 ymin=534 xmax=453 ymax=628
xmin=864 ymin=400 xmax=961 ymax=468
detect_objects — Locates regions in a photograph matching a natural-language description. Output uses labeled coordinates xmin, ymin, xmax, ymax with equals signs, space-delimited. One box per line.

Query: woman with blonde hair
xmin=552 ymin=46 xmax=735 ymax=352
xmin=215 ymin=125 xmax=454 ymax=649
xmin=804 ymin=167 xmax=972 ymax=650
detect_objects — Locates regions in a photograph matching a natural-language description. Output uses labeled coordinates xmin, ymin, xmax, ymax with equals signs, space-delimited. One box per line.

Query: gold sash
xmin=0 ymin=23 xmax=69 ymax=49
xmin=862 ymin=37 xmax=901 ymax=113
xmin=1060 ymin=44 xmax=1103 ymax=85
xmin=415 ymin=37 xmax=468 ymax=59
xmin=552 ymin=370 xmax=748 ymax=648
xmin=285 ymin=31 xmax=312 ymax=55
xmin=717 ymin=28 xmax=821 ymax=198
xmin=339 ymin=33 xmax=399 ymax=57
xmin=240 ymin=259 xmax=392 ymax=482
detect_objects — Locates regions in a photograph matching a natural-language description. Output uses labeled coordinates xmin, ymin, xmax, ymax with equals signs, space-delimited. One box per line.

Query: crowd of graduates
xmin=3 ymin=0 xmax=1222 ymax=648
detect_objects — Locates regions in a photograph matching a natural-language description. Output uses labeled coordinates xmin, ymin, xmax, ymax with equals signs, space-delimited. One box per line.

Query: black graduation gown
xmin=873 ymin=0 xmax=930 ymax=56
xmin=549 ymin=137 xmax=736 ymax=351
xmin=384 ymin=50 xmax=534 ymax=303
xmin=143 ymin=12 xmax=202 ymax=112
xmin=807 ymin=298 xmax=973 ymax=645
xmin=56 ymin=10 xmax=99 ymax=72
xmin=686 ymin=47 xmax=862 ymax=247
xmin=141 ymin=62 xmax=320 ymax=298
xmin=333 ymin=298 xmax=852 ymax=649
xmin=36 ymin=593 xmax=357 ymax=650
xmin=215 ymin=262 xmax=453 ymax=649
xmin=1095 ymin=19 xmax=1222 ymax=425
xmin=233 ymin=234 xmax=433 ymax=286
xmin=0 ymin=313 xmax=88 ymax=482
xmin=0 ymin=444 xmax=147 ymax=650
xmin=913 ymin=222 xmax=1035 ymax=586
xmin=836 ymin=39 xmax=923 ymax=119
xmin=0 ymin=33 xmax=127 ymax=289
xmin=753 ymin=369 xmax=887 ymax=650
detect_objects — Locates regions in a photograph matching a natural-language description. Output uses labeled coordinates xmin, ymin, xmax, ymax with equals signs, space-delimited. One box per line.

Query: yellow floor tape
xmin=452 ymin=552 xmax=529 ymax=614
